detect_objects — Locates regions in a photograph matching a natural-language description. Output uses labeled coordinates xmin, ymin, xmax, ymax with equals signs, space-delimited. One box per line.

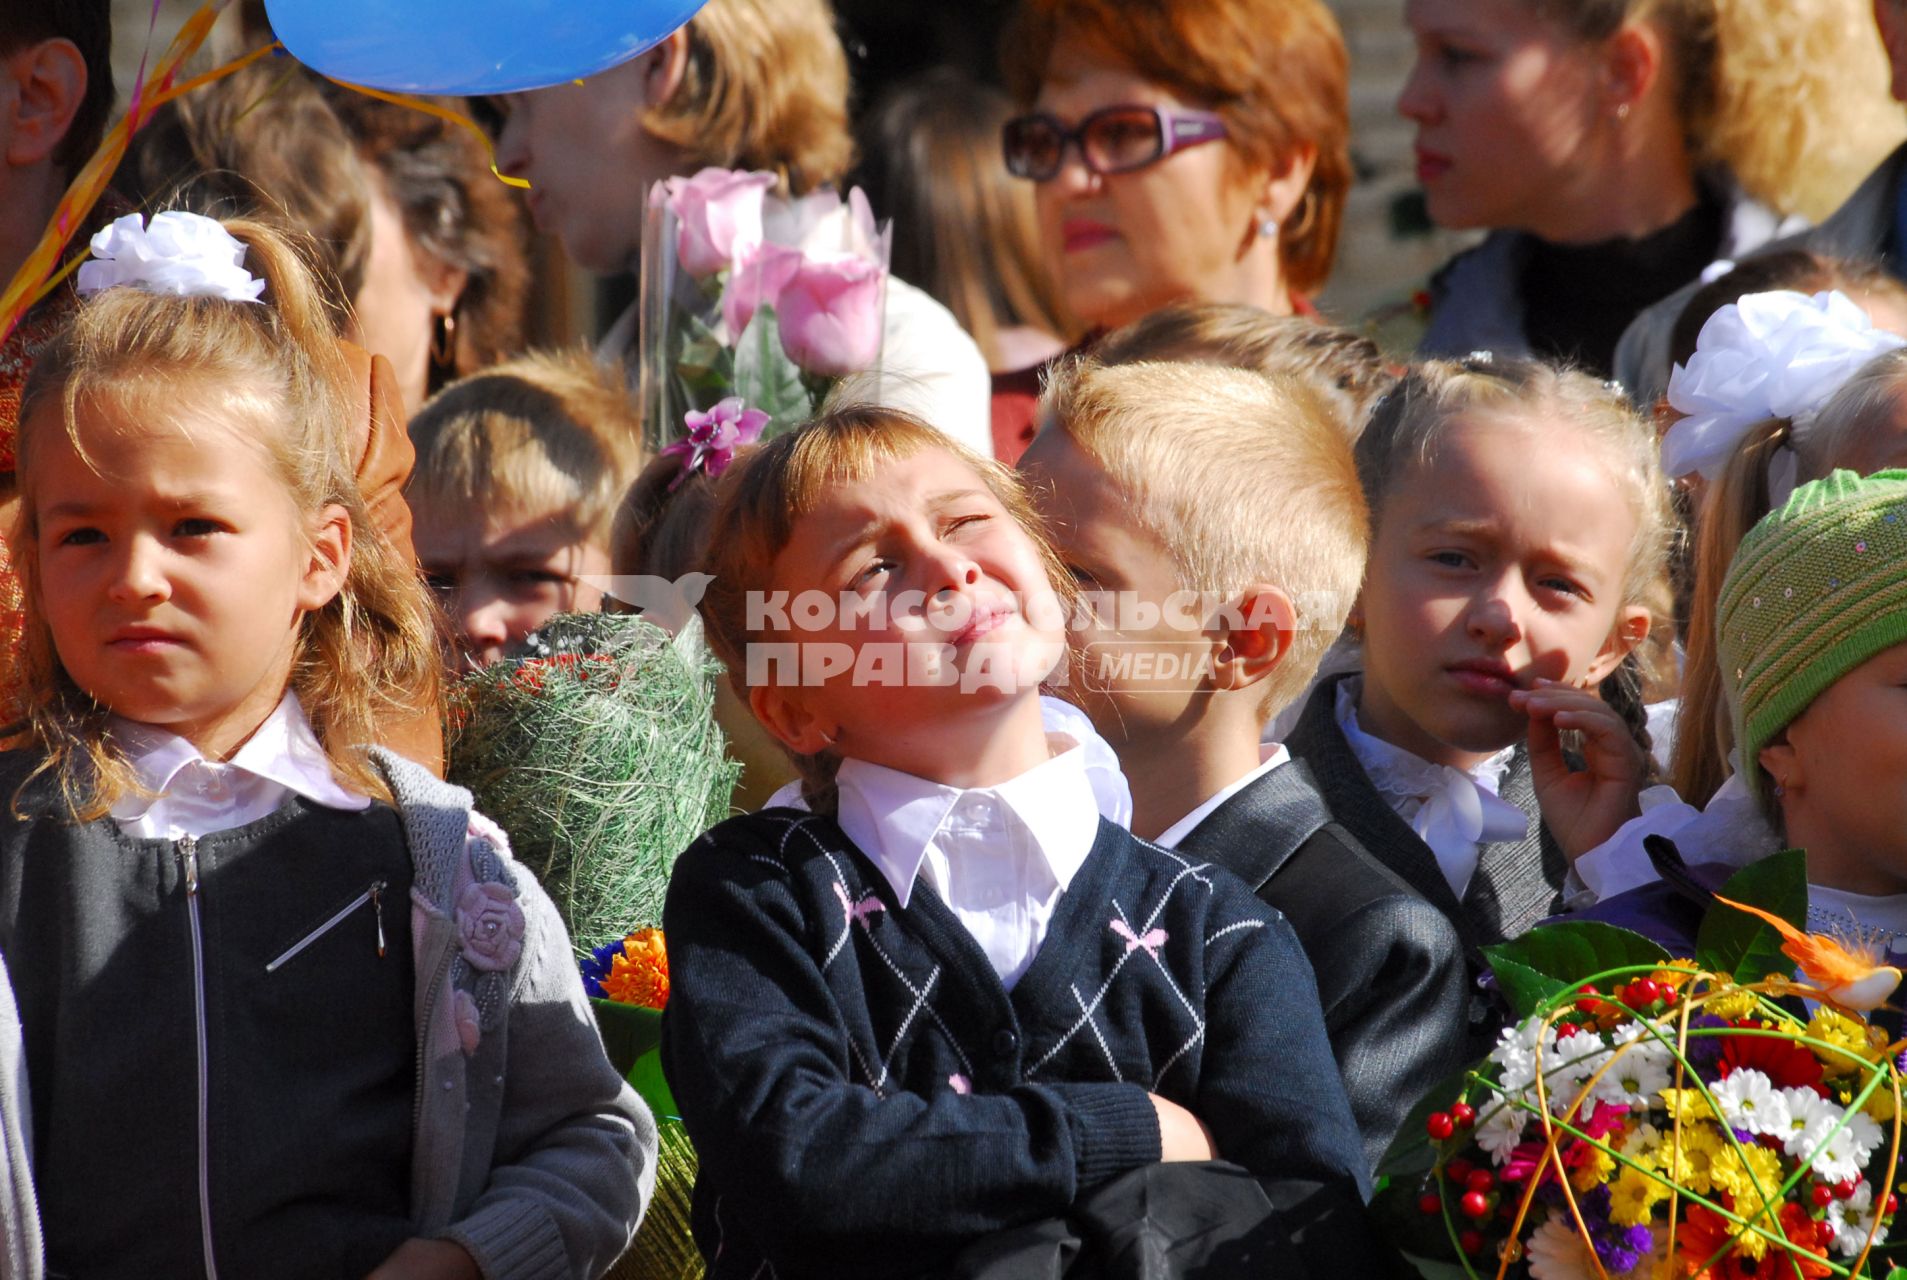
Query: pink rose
xmin=776 ymin=254 xmax=885 ymax=376
xmin=664 ymin=168 xmax=776 ymax=279
xmin=453 ymin=989 xmax=483 ymax=1055
xmin=720 ymin=242 xmax=803 ymax=340
xmin=456 ymin=881 xmax=526 ymax=973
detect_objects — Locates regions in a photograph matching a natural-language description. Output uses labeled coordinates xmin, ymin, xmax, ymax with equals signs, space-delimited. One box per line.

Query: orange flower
xmin=602 ymin=927 xmax=670 ymax=1009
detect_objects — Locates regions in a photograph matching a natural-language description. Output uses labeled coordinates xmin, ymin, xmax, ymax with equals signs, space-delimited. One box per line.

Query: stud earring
xmin=1258 ymin=216 xmax=1278 ymax=240
xmin=1614 ymin=102 xmax=1631 ymax=122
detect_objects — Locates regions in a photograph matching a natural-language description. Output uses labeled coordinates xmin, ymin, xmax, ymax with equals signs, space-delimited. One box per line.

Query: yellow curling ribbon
xmin=320 ymin=80 xmax=532 ymax=190
xmin=0 ymin=0 xmax=270 ymax=341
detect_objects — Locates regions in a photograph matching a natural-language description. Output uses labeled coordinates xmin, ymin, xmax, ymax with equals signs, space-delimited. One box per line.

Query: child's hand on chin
xmin=1150 ymin=1093 xmax=1217 ymax=1162
xmin=1511 ymin=678 xmax=1646 ymax=865
xmin=364 ymin=1238 xmax=482 ymax=1280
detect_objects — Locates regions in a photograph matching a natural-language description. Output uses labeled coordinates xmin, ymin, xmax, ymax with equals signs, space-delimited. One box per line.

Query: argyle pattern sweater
xmin=660 ymin=808 xmax=1367 ymax=1280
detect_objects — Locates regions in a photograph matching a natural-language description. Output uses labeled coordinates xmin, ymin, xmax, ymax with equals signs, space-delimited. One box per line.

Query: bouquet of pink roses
xmin=638 ymin=167 xmax=891 ymax=457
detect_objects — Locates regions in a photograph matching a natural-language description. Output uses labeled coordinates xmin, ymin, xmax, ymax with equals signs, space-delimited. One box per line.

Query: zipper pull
xmin=371 ymin=879 xmax=387 ymax=958
xmin=178 ymin=834 xmax=200 ymax=896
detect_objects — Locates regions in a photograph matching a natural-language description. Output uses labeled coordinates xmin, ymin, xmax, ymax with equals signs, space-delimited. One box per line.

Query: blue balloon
xmin=265 ymin=0 xmax=711 ymax=95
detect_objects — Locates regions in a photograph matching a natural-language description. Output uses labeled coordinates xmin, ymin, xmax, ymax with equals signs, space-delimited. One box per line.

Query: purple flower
xmin=580 ymin=939 xmax=622 ymax=999
xmin=1684 ymin=1014 xmax=1729 ymax=1073
xmin=661 ymin=396 xmax=770 ymax=489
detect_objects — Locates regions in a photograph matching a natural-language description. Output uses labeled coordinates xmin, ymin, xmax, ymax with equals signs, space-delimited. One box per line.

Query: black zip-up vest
xmin=0 ymin=783 xmax=416 ymax=1280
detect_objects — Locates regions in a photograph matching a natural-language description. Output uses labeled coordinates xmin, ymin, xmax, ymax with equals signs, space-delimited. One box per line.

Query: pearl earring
xmin=1258 ymin=216 xmax=1278 ymax=240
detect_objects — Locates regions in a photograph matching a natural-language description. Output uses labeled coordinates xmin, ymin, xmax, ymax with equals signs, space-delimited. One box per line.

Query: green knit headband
xmin=1717 ymin=468 xmax=1907 ymax=805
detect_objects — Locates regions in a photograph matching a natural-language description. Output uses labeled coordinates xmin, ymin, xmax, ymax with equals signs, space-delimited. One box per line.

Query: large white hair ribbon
xmin=75 ymin=211 xmax=265 ymax=303
xmin=1662 ymin=289 xmax=1905 ymax=487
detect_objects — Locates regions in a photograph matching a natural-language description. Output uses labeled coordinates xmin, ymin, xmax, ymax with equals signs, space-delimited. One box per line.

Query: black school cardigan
xmin=660 ymin=807 xmax=1367 ymax=1280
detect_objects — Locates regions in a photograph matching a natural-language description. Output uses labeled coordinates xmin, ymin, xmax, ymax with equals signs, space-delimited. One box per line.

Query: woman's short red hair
xmin=1001 ymin=0 xmax=1350 ymax=298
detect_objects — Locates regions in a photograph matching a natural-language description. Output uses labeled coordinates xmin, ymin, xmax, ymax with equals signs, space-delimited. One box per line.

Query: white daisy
xmin=1591 ymin=1025 xmax=1674 ymax=1108
xmin=1712 ymin=1068 xmax=1786 ymax=1136
xmin=1477 ymin=1091 xmax=1531 ymax=1166
xmin=1808 ymin=1109 xmax=1883 ymax=1184
xmin=1777 ymin=1088 xmax=1838 ymax=1161
xmin=1825 ymin=1179 xmax=1892 ymax=1257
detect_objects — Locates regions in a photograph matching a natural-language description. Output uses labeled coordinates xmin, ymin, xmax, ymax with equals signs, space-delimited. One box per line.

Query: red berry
xmin=1556 ymin=1022 xmax=1581 ymax=1039
xmin=1467 ymin=1169 xmax=1495 ymax=1193
xmin=1451 ymin=1102 xmax=1477 ymax=1128
xmin=1622 ymin=978 xmax=1661 ymax=1009
xmin=1459 ymin=1230 xmax=1485 ymax=1255
xmin=1447 ymin=1158 xmax=1474 ymax=1184
xmin=1887 ymin=1194 xmax=1899 ymax=1215
xmin=1427 ymin=1112 xmax=1456 ymax=1140
xmin=1818 ymin=1221 xmax=1838 ymax=1248
xmin=1836 ymin=1179 xmax=1859 ymax=1200
xmin=1418 ymin=1191 xmax=1442 ymax=1216
xmin=1661 ymin=986 xmax=1679 ymax=1005
xmin=1460 ymin=1191 xmax=1491 ymax=1220
xmin=1813 ymin=1185 xmax=1835 ymax=1208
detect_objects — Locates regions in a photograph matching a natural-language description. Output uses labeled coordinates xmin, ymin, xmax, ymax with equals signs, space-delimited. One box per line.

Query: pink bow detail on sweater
xmin=1110 ymin=919 xmax=1166 ymax=959
xmin=834 ymin=880 xmax=885 ymax=928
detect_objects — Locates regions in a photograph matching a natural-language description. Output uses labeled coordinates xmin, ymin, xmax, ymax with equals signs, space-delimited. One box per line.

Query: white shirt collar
xmin=1334 ymin=677 xmax=1528 ymax=898
xmin=763 ymin=695 xmax=1131 ymax=825
xmin=109 ymin=693 xmax=370 ymax=826
xmin=1152 ymin=743 xmax=1291 ymax=850
xmin=834 ymin=726 xmax=1101 ymax=910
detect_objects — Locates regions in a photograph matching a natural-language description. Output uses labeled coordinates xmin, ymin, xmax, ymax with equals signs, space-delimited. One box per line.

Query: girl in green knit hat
xmin=1577 ymin=469 xmax=1907 ymax=952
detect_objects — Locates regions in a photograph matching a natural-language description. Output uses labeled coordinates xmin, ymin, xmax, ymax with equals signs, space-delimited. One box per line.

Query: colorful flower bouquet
xmin=1377 ymin=851 xmax=1907 ymax=1279
xmin=585 ymin=927 xmax=700 ymax=1280
xmin=638 ymin=166 xmax=891 ymax=455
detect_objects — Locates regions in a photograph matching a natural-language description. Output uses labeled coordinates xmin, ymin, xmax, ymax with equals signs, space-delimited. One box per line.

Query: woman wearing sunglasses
xmin=1396 ymin=0 xmax=1851 ymax=383
xmin=999 ymin=0 xmax=1350 ymax=339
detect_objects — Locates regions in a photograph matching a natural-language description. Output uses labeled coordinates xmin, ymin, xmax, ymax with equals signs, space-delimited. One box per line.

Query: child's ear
xmin=1583 ymin=603 xmax=1652 ymax=685
xmin=1213 ymin=585 xmax=1297 ymax=692
xmin=1758 ymin=729 xmax=1801 ymax=800
xmin=297 ymin=503 xmax=353 ymax=612
xmin=749 ymin=683 xmax=835 ymax=756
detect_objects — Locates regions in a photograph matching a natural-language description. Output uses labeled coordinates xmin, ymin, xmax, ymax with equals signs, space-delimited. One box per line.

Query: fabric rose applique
xmin=456 ymin=880 xmax=526 ymax=972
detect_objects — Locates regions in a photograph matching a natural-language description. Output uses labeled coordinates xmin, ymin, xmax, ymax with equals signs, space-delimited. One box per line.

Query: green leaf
xmin=629 ymin=1046 xmax=679 ymax=1121
xmin=731 ymin=305 xmax=818 ymax=435
xmin=589 ymin=998 xmax=662 ymax=1077
xmin=1481 ymin=921 xmax=1670 ymax=1020
xmin=1695 ymin=848 xmax=1807 ymax=983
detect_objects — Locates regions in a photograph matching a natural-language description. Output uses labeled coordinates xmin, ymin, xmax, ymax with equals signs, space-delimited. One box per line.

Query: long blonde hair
xmin=15 ymin=217 xmax=443 ymax=820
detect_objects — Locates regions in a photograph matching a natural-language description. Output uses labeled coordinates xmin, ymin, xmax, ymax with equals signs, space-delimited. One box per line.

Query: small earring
xmin=1614 ymin=102 xmax=1631 ymax=122
xmin=1772 ymin=781 xmax=1786 ymax=797
xmin=430 ymin=311 xmax=458 ymax=366
xmin=818 ymin=728 xmax=839 ymax=749
xmin=1258 ymin=216 xmax=1279 ymax=240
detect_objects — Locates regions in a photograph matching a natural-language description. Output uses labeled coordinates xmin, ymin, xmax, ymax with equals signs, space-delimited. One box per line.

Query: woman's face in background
xmin=1396 ymin=0 xmax=1611 ymax=237
xmin=1030 ymin=39 xmax=1273 ymax=332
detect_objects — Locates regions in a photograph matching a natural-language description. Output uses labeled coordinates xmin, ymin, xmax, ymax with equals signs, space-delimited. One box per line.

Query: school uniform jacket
xmin=1173 ymin=757 xmax=1492 ymax=1173
xmin=660 ymin=807 xmax=1369 ymax=1280
xmin=1284 ymin=675 xmax=1569 ymax=956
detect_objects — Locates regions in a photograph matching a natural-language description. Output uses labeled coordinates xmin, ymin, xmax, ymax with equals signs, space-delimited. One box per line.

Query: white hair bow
xmin=1662 ymin=289 xmax=1904 ymax=484
xmin=76 ymin=211 xmax=266 ymax=304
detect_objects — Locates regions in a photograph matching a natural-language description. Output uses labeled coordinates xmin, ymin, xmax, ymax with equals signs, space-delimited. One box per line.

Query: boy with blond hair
xmin=1021 ymin=359 xmax=1483 ymax=1171
xmin=408 ymin=348 xmax=644 ymax=670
